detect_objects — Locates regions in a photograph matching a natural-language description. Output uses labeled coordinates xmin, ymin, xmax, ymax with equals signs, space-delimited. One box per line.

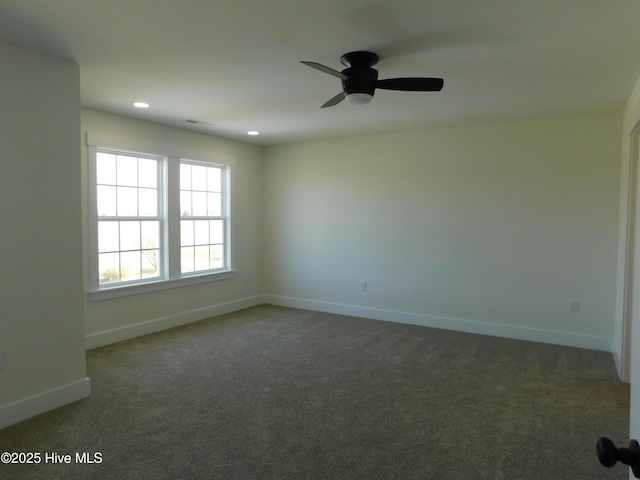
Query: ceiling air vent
xmin=186 ymin=119 xmax=213 ymax=127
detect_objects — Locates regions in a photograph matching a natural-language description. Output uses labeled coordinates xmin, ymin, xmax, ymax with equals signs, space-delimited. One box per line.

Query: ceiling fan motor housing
xmin=340 ymin=51 xmax=379 ymax=97
xmin=341 ymin=67 xmax=378 ymax=97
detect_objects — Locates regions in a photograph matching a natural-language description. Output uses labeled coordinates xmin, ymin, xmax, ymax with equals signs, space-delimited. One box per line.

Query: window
xmin=87 ymin=133 xmax=234 ymax=299
xmin=179 ymin=162 xmax=225 ymax=274
xmin=96 ymin=151 xmax=161 ymax=284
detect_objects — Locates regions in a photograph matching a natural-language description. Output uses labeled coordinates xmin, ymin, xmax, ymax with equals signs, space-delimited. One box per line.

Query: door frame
xmin=614 ymin=121 xmax=640 ymax=383
xmin=619 ymin=122 xmax=640 ymax=383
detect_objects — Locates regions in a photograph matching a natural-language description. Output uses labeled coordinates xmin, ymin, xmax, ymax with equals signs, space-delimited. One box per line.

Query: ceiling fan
xmin=301 ymin=51 xmax=444 ymax=108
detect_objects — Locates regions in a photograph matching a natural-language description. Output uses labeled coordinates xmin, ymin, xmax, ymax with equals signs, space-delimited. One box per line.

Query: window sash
xmin=178 ymin=160 xmax=229 ymax=275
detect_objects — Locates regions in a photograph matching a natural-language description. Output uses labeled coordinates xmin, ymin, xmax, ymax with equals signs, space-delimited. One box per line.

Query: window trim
xmin=86 ymin=132 xmax=236 ymax=301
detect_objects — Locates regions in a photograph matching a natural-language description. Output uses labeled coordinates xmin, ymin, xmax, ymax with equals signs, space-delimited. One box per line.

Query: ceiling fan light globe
xmin=346 ymin=93 xmax=373 ymax=105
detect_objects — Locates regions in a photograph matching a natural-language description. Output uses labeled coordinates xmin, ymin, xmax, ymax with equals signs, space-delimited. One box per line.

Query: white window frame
xmin=86 ymin=132 xmax=235 ymax=300
xmin=178 ymin=160 xmax=230 ymax=276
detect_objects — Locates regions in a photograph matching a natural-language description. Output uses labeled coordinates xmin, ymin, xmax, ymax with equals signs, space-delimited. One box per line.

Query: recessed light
xmin=133 ymin=102 xmax=150 ymax=108
xmin=247 ymin=131 xmax=259 ymax=136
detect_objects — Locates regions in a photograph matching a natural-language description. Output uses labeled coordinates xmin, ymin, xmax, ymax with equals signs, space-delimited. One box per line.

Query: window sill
xmin=88 ymin=270 xmax=236 ymax=301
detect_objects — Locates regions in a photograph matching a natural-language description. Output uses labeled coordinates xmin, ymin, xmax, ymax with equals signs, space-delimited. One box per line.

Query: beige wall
xmin=263 ymin=112 xmax=622 ymax=349
xmin=0 ymin=43 xmax=88 ymax=426
xmin=81 ymin=109 xmax=263 ymax=344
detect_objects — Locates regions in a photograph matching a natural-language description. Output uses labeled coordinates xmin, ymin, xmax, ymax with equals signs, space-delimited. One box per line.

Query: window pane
xmin=96 ymin=152 xmax=116 ymax=185
xmin=207 ymin=193 xmax=221 ymax=216
xmin=117 ymin=187 xmax=138 ymax=216
xmin=117 ymin=155 xmax=138 ymax=186
xmin=180 ymin=220 xmax=194 ymax=246
xmin=141 ymin=250 xmax=159 ymax=278
xmin=210 ymin=244 xmax=224 ymax=269
xmin=194 ymin=245 xmax=209 ymax=271
xmin=97 ymin=185 xmax=117 ymax=216
xmin=138 ymin=158 xmax=157 ymax=188
xmin=207 ymin=167 xmax=221 ymax=192
xmin=194 ymin=220 xmax=209 ymax=245
xmin=180 ymin=163 xmax=191 ymax=190
xmin=181 ymin=246 xmax=194 ymax=273
xmin=99 ymin=252 xmax=120 ymax=283
xmin=141 ymin=221 xmax=159 ymax=249
xmin=139 ymin=188 xmax=158 ymax=216
xmin=98 ymin=221 xmax=120 ymax=253
xmin=120 ymin=221 xmax=140 ymax=251
xmin=192 ymin=165 xmax=207 ymax=191
xmin=180 ymin=191 xmax=192 ymax=217
xmin=192 ymin=192 xmax=207 ymax=216
xmin=210 ymin=220 xmax=223 ymax=244
xmin=120 ymin=251 xmax=141 ymax=281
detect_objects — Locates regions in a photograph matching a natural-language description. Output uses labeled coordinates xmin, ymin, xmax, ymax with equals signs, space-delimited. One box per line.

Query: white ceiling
xmin=2 ymin=0 xmax=640 ymax=145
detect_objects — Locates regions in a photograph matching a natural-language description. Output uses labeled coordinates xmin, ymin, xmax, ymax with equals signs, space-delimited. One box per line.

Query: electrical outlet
xmin=361 ymin=281 xmax=368 ymax=292
xmin=0 ymin=350 xmax=5 ymax=372
xmin=569 ymin=300 xmax=580 ymax=313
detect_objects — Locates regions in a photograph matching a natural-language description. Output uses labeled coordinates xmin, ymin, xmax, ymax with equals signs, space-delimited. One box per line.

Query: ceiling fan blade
xmin=376 ymin=77 xmax=444 ymax=91
xmin=301 ymin=61 xmax=348 ymax=80
xmin=321 ymin=92 xmax=346 ymax=108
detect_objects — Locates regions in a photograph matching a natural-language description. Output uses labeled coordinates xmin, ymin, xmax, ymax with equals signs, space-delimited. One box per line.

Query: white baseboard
xmin=85 ymin=291 xmax=612 ymax=353
xmin=85 ymin=295 xmax=264 ymax=350
xmin=263 ymin=295 xmax=613 ymax=352
xmin=0 ymin=377 xmax=91 ymax=430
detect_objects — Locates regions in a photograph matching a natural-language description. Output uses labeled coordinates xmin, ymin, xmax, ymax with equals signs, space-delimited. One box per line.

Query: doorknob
xmin=597 ymin=437 xmax=640 ymax=478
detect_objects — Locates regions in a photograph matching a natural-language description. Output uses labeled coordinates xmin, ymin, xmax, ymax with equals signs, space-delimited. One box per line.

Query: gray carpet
xmin=0 ymin=305 xmax=630 ymax=479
